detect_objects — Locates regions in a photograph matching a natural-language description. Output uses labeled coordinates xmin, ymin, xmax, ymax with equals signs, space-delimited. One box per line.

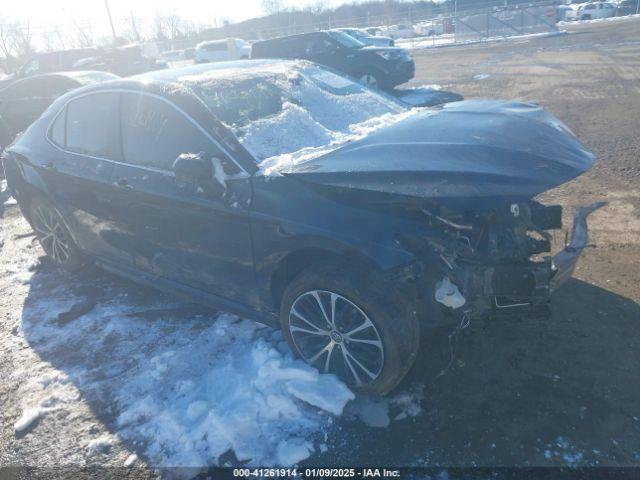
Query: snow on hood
xmin=250 ymin=104 xmax=420 ymax=176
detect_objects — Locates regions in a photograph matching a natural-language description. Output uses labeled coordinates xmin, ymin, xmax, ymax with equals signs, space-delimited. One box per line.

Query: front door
xmin=107 ymin=92 xmax=257 ymax=309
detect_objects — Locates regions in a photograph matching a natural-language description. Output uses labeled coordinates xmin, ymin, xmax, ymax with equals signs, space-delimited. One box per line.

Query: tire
xmin=280 ymin=261 xmax=420 ymax=395
xmin=29 ymin=195 xmax=85 ymax=271
xmin=357 ymin=70 xmax=387 ymax=91
xmin=581 ymin=14 xmax=591 ymax=20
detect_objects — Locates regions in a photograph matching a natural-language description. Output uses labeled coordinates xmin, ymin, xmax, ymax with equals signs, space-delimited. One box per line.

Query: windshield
xmin=182 ymin=63 xmax=410 ymax=173
xmin=327 ymin=30 xmax=365 ymax=49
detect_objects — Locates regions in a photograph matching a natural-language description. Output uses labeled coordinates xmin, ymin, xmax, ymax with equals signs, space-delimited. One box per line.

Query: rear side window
xmin=50 ymin=108 xmax=66 ymax=147
xmin=120 ymin=93 xmax=216 ymax=171
xmin=66 ymin=92 xmax=121 ymax=159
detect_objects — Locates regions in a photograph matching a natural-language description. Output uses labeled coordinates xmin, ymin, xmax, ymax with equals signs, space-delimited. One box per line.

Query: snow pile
xmin=256 ymin=108 xmax=418 ymax=176
xmin=17 ymin=268 xmax=354 ymax=467
xmin=115 ymin=314 xmax=353 ymax=467
xmin=14 ymin=408 xmax=47 ymax=434
xmin=86 ymin=435 xmax=116 ymax=456
xmin=347 ymin=384 xmax=425 ymax=428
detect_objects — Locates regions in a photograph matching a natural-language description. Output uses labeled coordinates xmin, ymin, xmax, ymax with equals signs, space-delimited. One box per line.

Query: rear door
xmin=40 ymin=91 xmax=130 ymax=263
xmin=106 ymin=91 xmax=257 ymax=307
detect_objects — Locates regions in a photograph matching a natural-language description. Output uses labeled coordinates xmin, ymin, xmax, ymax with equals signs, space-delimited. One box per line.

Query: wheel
xmin=280 ymin=262 xmax=420 ymax=395
xmin=581 ymin=14 xmax=591 ymax=20
xmin=358 ymin=72 xmax=382 ymax=90
xmin=29 ymin=196 xmax=84 ymax=271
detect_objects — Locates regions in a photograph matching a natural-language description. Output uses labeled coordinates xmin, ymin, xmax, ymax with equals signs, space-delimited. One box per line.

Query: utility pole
xmin=104 ymin=0 xmax=117 ymax=43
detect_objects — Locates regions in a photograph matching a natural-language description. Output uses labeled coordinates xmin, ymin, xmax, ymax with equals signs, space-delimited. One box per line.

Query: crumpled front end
xmin=401 ymin=199 xmax=605 ymax=320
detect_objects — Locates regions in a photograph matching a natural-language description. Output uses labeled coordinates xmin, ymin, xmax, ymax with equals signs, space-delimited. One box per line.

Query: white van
xmin=194 ymin=38 xmax=251 ymax=63
xmin=578 ymin=2 xmax=617 ymax=20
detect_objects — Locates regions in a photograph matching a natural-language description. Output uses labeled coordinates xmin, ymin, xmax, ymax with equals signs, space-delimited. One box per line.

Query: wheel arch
xmin=268 ymin=243 xmax=382 ymax=315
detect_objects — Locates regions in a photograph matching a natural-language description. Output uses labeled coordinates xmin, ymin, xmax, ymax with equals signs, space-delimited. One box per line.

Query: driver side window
xmin=120 ymin=93 xmax=217 ymax=171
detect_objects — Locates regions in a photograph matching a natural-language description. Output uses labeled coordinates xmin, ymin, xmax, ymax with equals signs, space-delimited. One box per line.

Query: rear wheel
xmin=29 ymin=196 xmax=84 ymax=271
xmin=280 ymin=262 xmax=419 ymax=395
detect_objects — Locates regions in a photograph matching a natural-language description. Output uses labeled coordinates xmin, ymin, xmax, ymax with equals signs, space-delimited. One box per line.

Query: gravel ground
xmin=1 ymin=18 xmax=639 ymax=474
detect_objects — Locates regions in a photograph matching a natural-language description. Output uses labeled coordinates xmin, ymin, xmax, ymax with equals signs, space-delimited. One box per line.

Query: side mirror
xmin=172 ymin=152 xmax=227 ymax=195
xmin=173 ymin=152 xmax=212 ymax=183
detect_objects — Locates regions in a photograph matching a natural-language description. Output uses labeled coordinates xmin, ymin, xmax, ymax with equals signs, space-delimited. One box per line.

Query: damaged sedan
xmin=2 ymin=60 xmax=601 ymax=395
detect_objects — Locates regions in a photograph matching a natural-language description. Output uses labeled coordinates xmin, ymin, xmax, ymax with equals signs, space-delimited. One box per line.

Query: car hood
xmin=282 ymin=100 xmax=596 ymax=208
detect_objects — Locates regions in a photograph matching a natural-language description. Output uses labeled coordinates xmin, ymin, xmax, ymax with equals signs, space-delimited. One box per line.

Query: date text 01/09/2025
xmin=232 ymin=468 xmax=401 ymax=478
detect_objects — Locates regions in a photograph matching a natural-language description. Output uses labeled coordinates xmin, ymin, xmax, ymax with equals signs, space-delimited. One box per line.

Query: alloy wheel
xmin=288 ymin=289 xmax=384 ymax=387
xmin=359 ymin=73 xmax=379 ymax=89
xmin=31 ymin=204 xmax=71 ymax=264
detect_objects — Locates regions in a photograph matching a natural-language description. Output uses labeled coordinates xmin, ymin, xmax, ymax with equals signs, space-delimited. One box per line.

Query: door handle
xmin=42 ymin=162 xmax=56 ymax=171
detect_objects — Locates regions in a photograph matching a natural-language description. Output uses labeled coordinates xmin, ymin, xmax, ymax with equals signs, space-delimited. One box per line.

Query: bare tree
xmin=304 ymin=1 xmax=325 ymax=15
xmin=0 ymin=19 xmax=16 ymax=59
xmin=71 ymin=20 xmax=94 ymax=48
xmin=125 ymin=11 xmax=141 ymax=42
xmin=9 ymin=21 xmax=34 ymax=57
xmin=262 ymin=0 xmax=284 ymax=15
xmin=164 ymin=13 xmax=184 ymax=40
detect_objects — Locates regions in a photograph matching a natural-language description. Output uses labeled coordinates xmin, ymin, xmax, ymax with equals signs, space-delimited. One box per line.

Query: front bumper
xmin=448 ymin=202 xmax=605 ymax=316
xmin=388 ymin=59 xmax=415 ymax=86
xmin=549 ymin=201 xmax=606 ymax=290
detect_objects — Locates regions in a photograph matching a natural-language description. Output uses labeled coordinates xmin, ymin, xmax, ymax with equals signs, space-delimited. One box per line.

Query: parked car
xmin=365 ymin=27 xmax=384 ymax=36
xmin=578 ymin=2 xmax=617 ymax=19
xmin=72 ymin=45 xmax=167 ymax=77
xmin=161 ymin=49 xmax=185 ymax=62
xmin=251 ymin=30 xmax=414 ymax=90
xmin=382 ymin=24 xmax=415 ymax=39
xmin=556 ymin=5 xmax=577 ymax=21
xmin=0 ymin=71 xmax=118 ymax=153
xmin=194 ymin=38 xmax=251 ymax=63
xmin=414 ymin=21 xmax=444 ymax=36
xmin=0 ymin=48 xmax=101 ymax=90
xmin=3 ymin=59 xmax=601 ymax=395
xmin=336 ymin=28 xmax=395 ymax=46
xmin=16 ymin=48 xmax=101 ymax=78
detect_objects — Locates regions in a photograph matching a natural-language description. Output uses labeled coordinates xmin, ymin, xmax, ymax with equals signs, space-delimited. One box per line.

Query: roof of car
xmin=130 ymin=59 xmax=297 ymax=84
xmin=0 ymin=70 xmax=118 ymax=92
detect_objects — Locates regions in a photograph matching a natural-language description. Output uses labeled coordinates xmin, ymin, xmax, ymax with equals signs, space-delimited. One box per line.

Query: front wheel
xmin=29 ymin=196 xmax=84 ymax=271
xmin=280 ymin=262 xmax=419 ymax=395
xmin=358 ymin=72 xmax=380 ymax=89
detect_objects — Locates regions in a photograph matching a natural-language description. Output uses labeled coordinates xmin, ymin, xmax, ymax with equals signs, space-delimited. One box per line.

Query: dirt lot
xmin=1 ymin=18 xmax=639 ymax=473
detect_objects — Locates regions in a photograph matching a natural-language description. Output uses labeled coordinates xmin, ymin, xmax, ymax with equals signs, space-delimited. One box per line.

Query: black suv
xmin=251 ymin=30 xmax=414 ymax=90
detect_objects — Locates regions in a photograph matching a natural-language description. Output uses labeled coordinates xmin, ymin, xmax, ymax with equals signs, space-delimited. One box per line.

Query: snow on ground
xmin=17 ymin=285 xmax=353 ymax=467
xmin=346 ymin=383 xmax=425 ymax=428
xmin=397 ymin=30 xmax=567 ymax=50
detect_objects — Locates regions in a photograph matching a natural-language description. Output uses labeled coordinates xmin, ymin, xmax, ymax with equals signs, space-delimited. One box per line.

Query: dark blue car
xmin=2 ymin=60 xmax=600 ymax=395
xmin=251 ymin=30 xmax=414 ymax=91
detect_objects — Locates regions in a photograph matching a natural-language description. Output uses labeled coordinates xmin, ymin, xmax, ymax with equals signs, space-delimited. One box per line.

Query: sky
xmin=1 ymin=0 xmax=350 ymax=32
